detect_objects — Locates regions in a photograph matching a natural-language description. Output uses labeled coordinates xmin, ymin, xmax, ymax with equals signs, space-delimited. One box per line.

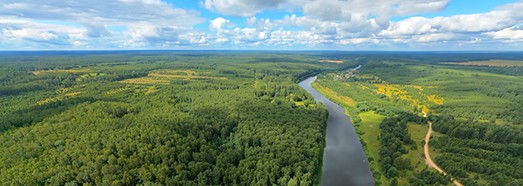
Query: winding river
xmin=299 ymin=76 xmax=374 ymax=186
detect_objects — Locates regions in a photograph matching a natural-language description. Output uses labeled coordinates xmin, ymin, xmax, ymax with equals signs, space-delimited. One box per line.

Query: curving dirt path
xmin=423 ymin=115 xmax=463 ymax=186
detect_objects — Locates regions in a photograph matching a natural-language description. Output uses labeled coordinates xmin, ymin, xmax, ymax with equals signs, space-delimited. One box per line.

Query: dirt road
xmin=424 ymin=120 xmax=463 ymax=186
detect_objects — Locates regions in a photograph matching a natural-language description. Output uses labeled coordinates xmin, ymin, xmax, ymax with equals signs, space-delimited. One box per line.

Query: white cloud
xmin=303 ymin=0 xmax=346 ymax=21
xmin=0 ymin=0 xmax=204 ymax=26
xmin=0 ymin=0 xmax=205 ymax=48
xmin=413 ymin=33 xmax=455 ymax=43
xmin=268 ymin=29 xmax=331 ymax=46
xmin=83 ymin=23 xmax=111 ymax=38
xmin=379 ymin=17 xmax=437 ymax=36
xmin=202 ymin=0 xmax=454 ymax=47
xmin=382 ymin=1 xmax=523 ymax=36
xmin=339 ymin=37 xmax=379 ymax=45
xmin=209 ymin=17 xmax=231 ymax=32
xmin=4 ymin=29 xmax=58 ymax=40
xmin=121 ymin=24 xmax=207 ymax=48
xmin=486 ymin=28 xmax=523 ymax=40
xmin=203 ymin=0 xmax=291 ymax=17
xmin=1 ymin=0 xmax=523 ymax=49
xmin=246 ymin=17 xmax=257 ymax=26
xmin=0 ymin=16 xmax=85 ymax=46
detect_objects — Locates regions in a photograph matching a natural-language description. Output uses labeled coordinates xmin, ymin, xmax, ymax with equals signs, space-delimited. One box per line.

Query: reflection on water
xmin=299 ymin=76 xmax=374 ymax=186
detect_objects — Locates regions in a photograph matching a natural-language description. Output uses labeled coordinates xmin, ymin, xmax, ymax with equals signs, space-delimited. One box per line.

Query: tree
xmin=386 ymin=167 xmax=398 ymax=178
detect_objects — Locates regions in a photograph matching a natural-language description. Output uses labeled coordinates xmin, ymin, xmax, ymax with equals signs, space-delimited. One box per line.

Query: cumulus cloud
xmin=121 ymin=24 xmax=207 ymax=48
xmin=0 ymin=0 xmax=205 ymax=47
xmin=297 ymin=0 xmax=449 ymax=35
xmin=413 ymin=33 xmax=455 ymax=43
xmin=365 ymin=0 xmax=523 ymax=49
xmin=202 ymin=0 xmax=454 ymax=47
xmin=209 ymin=17 xmax=231 ymax=32
xmin=486 ymin=27 xmax=523 ymax=40
xmin=203 ymin=0 xmax=291 ymax=17
xmin=83 ymin=23 xmax=111 ymax=38
xmin=1 ymin=0 xmax=523 ymax=49
xmin=303 ymin=0 xmax=346 ymax=21
xmin=202 ymin=0 xmax=523 ymax=49
xmin=0 ymin=0 xmax=203 ymax=26
xmin=0 ymin=17 xmax=85 ymax=47
xmin=381 ymin=1 xmax=523 ymax=36
xmin=246 ymin=17 xmax=257 ymax=26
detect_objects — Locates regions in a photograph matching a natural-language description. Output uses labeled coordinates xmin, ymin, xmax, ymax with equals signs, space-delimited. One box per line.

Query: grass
xmin=426 ymin=95 xmax=444 ymax=105
xmin=120 ymin=77 xmax=171 ymax=85
xmin=154 ymin=69 xmax=197 ymax=75
xmin=148 ymin=73 xmax=227 ymax=80
xmin=32 ymin=69 xmax=91 ymax=75
xmin=392 ymin=123 xmax=446 ymax=185
xmin=37 ymin=91 xmax=82 ymax=106
xmin=121 ymin=69 xmax=228 ymax=84
xmin=78 ymin=73 xmax=107 ymax=81
xmin=64 ymin=92 xmax=81 ymax=97
xmin=442 ymin=60 xmax=523 ymax=67
xmin=319 ymin=59 xmax=344 ymax=64
xmin=407 ymin=124 xmax=429 ymax=170
xmin=144 ymin=86 xmax=158 ymax=95
xmin=105 ymin=87 xmax=131 ymax=95
xmin=312 ymin=82 xmax=356 ymax=107
xmin=357 ymin=111 xmax=387 ymax=185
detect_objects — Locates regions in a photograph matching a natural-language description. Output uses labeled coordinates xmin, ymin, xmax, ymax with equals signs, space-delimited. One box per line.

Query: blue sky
xmin=1 ymin=0 xmax=522 ymax=50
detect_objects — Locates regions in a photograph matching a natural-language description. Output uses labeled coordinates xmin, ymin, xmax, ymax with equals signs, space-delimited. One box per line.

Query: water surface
xmin=299 ymin=76 xmax=374 ymax=186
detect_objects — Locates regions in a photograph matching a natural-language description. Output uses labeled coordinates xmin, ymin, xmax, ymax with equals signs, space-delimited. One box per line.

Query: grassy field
xmin=357 ymin=111 xmax=387 ymax=185
xmin=312 ymin=82 xmax=356 ymax=107
xmin=32 ymin=68 xmax=92 ymax=75
xmin=319 ymin=59 xmax=344 ymax=64
xmin=407 ymin=124 xmax=427 ymax=170
xmin=397 ymin=124 xmax=424 ymax=185
xmin=442 ymin=60 xmax=523 ymax=67
xmin=120 ymin=69 xmax=228 ymax=84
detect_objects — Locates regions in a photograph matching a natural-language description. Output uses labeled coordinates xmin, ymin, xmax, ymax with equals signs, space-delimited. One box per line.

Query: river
xmin=299 ymin=76 xmax=374 ymax=186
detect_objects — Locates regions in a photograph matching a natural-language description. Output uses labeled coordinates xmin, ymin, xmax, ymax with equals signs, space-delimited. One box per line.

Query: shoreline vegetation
xmin=314 ymin=58 xmax=523 ymax=185
xmin=300 ymin=76 xmax=375 ymax=185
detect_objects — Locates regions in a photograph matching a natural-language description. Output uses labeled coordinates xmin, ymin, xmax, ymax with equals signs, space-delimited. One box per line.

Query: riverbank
xmin=311 ymin=73 xmax=452 ymax=185
xmin=299 ymin=76 xmax=374 ymax=186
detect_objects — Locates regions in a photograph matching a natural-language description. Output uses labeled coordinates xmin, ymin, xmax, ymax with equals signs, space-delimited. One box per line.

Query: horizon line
xmin=1 ymin=49 xmax=523 ymax=53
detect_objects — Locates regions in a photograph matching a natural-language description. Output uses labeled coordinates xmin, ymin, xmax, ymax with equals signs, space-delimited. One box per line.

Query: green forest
xmin=2 ymin=51 xmax=523 ymax=186
xmin=0 ymin=52 xmax=348 ymax=185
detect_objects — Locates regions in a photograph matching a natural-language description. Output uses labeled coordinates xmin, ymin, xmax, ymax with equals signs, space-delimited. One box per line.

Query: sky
xmin=1 ymin=0 xmax=523 ymax=50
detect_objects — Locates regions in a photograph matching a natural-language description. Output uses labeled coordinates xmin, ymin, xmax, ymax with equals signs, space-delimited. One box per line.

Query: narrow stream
xmin=299 ymin=76 xmax=374 ymax=186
